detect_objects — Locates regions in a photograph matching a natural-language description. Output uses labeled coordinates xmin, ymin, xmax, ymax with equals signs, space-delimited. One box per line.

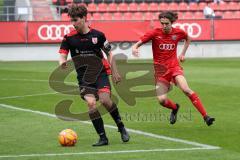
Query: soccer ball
xmin=58 ymin=129 xmax=78 ymax=146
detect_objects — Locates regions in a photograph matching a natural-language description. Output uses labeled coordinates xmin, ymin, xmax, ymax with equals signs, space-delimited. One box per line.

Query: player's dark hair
xmin=68 ymin=4 xmax=87 ymax=18
xmin=158 ymin=11 xmax=178 ymax=23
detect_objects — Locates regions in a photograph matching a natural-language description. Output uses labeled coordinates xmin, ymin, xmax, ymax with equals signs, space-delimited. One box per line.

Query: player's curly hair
xmin=158 ymin=11 xmax=178 ymax=23
xmin=68 ymin=4 xmax=87 ymax=18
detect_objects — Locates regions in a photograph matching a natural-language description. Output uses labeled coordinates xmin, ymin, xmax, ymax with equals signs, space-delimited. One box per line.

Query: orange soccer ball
xmin=58 ymin=129 xmax=78 ymax=146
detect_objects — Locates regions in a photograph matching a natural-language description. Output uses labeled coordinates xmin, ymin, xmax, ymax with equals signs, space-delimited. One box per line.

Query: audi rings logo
xmin=173 ymin=23 xmax=202 ymax=38
xmin=159 ymin=43 xmax=175 ymax=50
xmin=38 ymin=25 xmax=74 ymax=40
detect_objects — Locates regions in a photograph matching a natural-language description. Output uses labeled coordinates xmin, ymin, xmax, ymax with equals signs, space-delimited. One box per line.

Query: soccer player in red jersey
xmin=132 ymin=11 xmax=215 ymax=126
xmin=58 ymin=4 xmax=129 ymax=146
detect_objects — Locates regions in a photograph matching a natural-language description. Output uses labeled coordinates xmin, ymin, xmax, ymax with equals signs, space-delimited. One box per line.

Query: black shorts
xmin=78 ymin=72 xmax=111 ymax=100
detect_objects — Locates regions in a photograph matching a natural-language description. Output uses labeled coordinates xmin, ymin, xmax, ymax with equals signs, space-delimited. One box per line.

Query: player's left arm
xmin=179 ymin=35 xmax=191 ymax=62
xmin=101 ymin=37 xmax=121 ymax=84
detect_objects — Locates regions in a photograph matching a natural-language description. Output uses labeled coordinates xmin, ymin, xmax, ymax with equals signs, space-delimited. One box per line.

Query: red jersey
xmin=140 ymin=27 xmax=188 ymax=69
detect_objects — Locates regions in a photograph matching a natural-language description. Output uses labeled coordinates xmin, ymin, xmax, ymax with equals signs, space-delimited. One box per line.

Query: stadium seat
xmin=98 ymin=3 xmax=108 ymax=12
xmin=66 ymin=0 xmax=73 ymax=3
xmin=87 ymin=13 xmax=92 ymax=20
xmin=118 ymin=2 xmax=128 ymax=12
xmin=178 ymin=2 xmax=188 ymax=11
xmin=92 ymin=13 xmax=102 ymax=20
xmin=168 ymin=2 xmax=178 ymax=11
xmin=223 ymin=11 xmax=233 ymax=19
xmin=178 ymin=12 xmax=184 ymax=19
xmin=139 ymin=2 xmax=148 ymax=12
xmin=214 ymin=11 xmax=223 ymax=18
xmin=61 ymin=13 xmax=70 ymax=21
xmin=209 ymin=2 xmax=219 ymax=11
xmin=87 ymin=3 xmax=97 ymax=12
xmin=188 ymin=2 xmax=198 ymax=11
xmin=184 ymin=12 xmax=194 ymax=19
xmin=159 ymin=2 xmax=168 ymax=11
xmin=234 ymin=11 xmax=240 ymax=18
xmin=108 ymin=3 xmax=118 ymax=12
xmin=102 ymin=12 xmax=112 ymax=20
xmin=198 ymin=2 xmax=206 ymax=11
xmin=227 ymin=2 xmax=239 ymax=11
xmin=194 ymin=11 xmax=204 ymax=19
xmin=113 ymin=12 xmax=123 ymax=20
xmin=144 ymin=12 xmax=154 ymax=20
xmin=218 ymin=2 xmax=227 ymax=11
xmin=123 ymin=12 xmax=132 ymax=20
xmin=129 ymin=3 xmax=138 ymax=12
xmin=132 ymin=12 xmax=143 ymax=20
xmin=148 ymin=3 xmax=158 ymax=12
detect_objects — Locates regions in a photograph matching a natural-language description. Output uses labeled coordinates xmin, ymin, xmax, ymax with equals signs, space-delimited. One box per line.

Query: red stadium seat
xmin=214 ymin=11 xmax=222 ymax=18
xmin=227 ymin=2 xmax=239 ymax=11
xmin=148 ymin=3 xmax=158 ymax=12
xmin=132 ymin=12 xmax=143 ymax=20
xmin=209 ymin=2 xmax=219 ymax=11
xmin=87 ymin=13 xmax=92 ymax=21
xmin=98 ymin=3 xmax=108 ymax=12
xmin=234 ymin=11 xmax=240 ymax=18
xmin=129 ymin=3 xmax=138 ymax=12
xmin=118 ymin=2 xmax=128 ymax=12
xmin=66 ymin=0 xmax=73 ymax=3
xmin=159 ymin=2 xmax=168 ymax=11
xmin=178 ymin=12 xmax=184 ymax=19
xmin=188 ymin=2 xmax=198 ymax=11
xmin=113 ymin=12 xmax=123 ymax=20
xmin=198 ymin=2 xmax=206 ymax=11
xmin=61 ymin=13 xmax=70 ymax=21
xmin=168 ymin=2 xmax=178 ymax=11
xmin=92 ymin=13 xmax=102 ymax=20
xmin=218 ymin=2 xmax=227 ymax=11
xmin=139 ymin=2 xmax=148 ymax=12
xmin=102 ymin=12 xmax=112 ymax=20
xmin=52 ymin=0 xmax=57 ymax=4
xmin=184 ymin=12 xmax=194 ymax=19
xmin=178 ymin=2 xmax=188 ymax=11
xmin=123 ymin=12 xmax=132 ymax=20
xmin=223 ymin=11 xmax=233 ymax=19
xmin=88 ymin=3 xmax=97 ymax=12
xmin=194 ymin=12 xmax=204 ymax=19
xmin=144 ymin=12 xmax=155 ymax=20
xmin=108 ymin=3 xmax=118 ymax=12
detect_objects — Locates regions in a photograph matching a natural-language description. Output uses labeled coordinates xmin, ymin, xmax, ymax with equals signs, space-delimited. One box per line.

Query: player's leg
xmin=175 ymin=75 xmax=215 ymax=126
xmin=97 ymin=73 xmax=130 ymax=142
xmin=83 ymin=92 xmax=108 ymax=146
xmin=156 ymin=81 xmax=179 ymax=124
xmin=99 ymin=92 xmax=130 ymax=142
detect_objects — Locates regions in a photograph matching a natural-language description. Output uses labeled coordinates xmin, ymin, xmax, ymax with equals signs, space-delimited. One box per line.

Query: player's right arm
xmin=132 ymin=30 xmax=155 ymax=57
xmin=132 ymin=40 xmax=143 ymax=57
xmin=58 ymin=35 xmax=70 ymax=69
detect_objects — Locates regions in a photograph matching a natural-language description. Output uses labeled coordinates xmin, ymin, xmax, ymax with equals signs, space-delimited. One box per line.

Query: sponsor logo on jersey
xmin=159 ymin=43 xmax=175 ymax=50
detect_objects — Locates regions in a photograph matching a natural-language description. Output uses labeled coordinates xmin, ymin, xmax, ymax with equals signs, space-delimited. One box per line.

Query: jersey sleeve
xmin=99 ymin=33 xmax=111 ymax=55
xmin=140 ymin=30 xmax=155 ymax=43
xmin=177 ymin=29 xmax=188 ymax=41
xmin=58 ymin=35 xmax=70 ymax=55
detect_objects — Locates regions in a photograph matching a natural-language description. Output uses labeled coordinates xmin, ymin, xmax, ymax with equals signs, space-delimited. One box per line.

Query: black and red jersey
xmin=59 ymin=28 xmax=111 ymax=79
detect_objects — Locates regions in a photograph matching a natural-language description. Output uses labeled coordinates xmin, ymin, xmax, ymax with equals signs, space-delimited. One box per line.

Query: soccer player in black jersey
xmin=58 ymin=4 xmax=129 ymax=146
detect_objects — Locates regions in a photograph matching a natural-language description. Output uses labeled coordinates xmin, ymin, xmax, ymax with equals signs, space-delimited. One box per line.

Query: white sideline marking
xmin=0 ymin=147 xmax=216 ymax=158
xmin=0 ymin=103 xmax=221 ymax=151
xmin=0 ymin=92 xmax=58 ymax=100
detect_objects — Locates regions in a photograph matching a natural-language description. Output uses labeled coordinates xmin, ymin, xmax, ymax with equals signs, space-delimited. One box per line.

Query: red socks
xmin=188 ymin=93 xmax=207 ymax=117
xmin=161 ymin=99 xmax=177 ymax=110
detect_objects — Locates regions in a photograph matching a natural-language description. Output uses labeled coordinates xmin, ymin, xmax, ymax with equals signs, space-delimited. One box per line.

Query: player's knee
xmin=99 ymin=97 xmax=112 ymax=107
xmin=87 ymin=100 xmax=96 ymax=109
xmin=157 ymin=96 xmax=167 ymax=105
xmin=182 ymin=88 xmax=193 ymax=96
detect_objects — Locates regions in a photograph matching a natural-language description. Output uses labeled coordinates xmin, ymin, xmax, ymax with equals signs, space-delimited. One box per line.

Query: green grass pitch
xmin=0 ymin=58 xmax=240 ymax=160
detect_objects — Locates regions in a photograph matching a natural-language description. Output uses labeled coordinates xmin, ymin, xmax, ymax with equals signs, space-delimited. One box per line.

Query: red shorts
xmin=154 ymin=65 xmax=184 ymax=87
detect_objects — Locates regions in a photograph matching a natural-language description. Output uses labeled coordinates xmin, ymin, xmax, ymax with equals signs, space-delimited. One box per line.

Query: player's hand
xmin=59 ymin=59 xmax=67 ymax=69
xmin=132 ymin=48 xmax=140 ymax=57
xmin=112 ymin=71 xmax=121 ymax=84
xmin=179 ymin=54 xmax=185 ymax=62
